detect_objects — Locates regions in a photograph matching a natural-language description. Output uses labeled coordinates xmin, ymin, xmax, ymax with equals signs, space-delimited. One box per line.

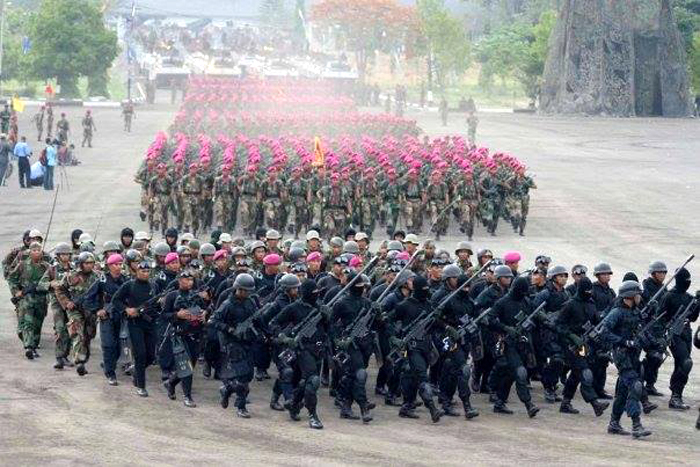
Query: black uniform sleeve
xmin=161 ymin=291 xmax=179 ymax=323
xmin=82 ymin=279 xmax=104 ymax=313
xmin=111 ymin=280 xmax=132 ymax=315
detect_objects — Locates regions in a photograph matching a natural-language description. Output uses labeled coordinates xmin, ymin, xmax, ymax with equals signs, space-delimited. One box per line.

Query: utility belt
xmin=184 ymin=191 xmax=201 ymax=195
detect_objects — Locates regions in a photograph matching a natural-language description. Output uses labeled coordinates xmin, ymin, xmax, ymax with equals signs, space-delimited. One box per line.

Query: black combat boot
xmin=642 ymin=399 xmax=658 ymax=414
xmin=525 ymin=402 xmax=540 ymax=418
xmin=631 ymin=417 xmax=652 ymax=439
xmin=76 ymin=363 xmax=87 ymax=376
xmin=384 ymin=393 xmax=399 ymax=406
xmin=442 ymin=403 xmax=460 ymax=417
xmin=25 ymin=349 xmax=34 ymax=360
xmin=164 ymin=379 xmax=176 ymax=400
xmin=285 ymin=400 xmax=301 ymax=421
xmin=202 ymin=362 xmax=211 ymax=379
xmin=645 ymin=384 xmax=663 ymax=397
xmin=236 ymin=407 xmax=251 ymax=418
xmin=360 ymin=404 xmax=373 ymax=424
xmin=591 ymin=400 xmax=610 ymax=417
xmin=462 ymin=400 xmax=479 ymax=419
xmin=219 ymin=385 xmax=232 ymax=409
xmin=695 ymin=411 xmax=700 ymax=430
xmin=544 ymin=389 xmax=562 ymax=403
xmin=183 ymin=396 xmax=196 ymax=408
xmin=669 ymin=393 xmax=690 ymax=411
xmin=426 ymin=402 xmax=443 ymax=423
xmin=339 ymin=401 xmax=360 ymax=420
xmin=135 ymin=388 xmax=149 ymax=397
xmin=107 ymin=375 xmax=118 ymax=386
xmin=607 ymin=418 xmax=630 ymax=436
xmin=494 ymin=401 xmax=514 ymax=415
xmin=374 ymin=386 xmax=387 ymax=396
xmin=53 ymin=357 xmax=64 ymax=369
xmin=269 ymin=392 xmax=284 ymax=411
xmin=398 ymin=404 xmax=419 ymax=419
xmin=309 ymin=411 xmax=323 ymax=430
xmin=559 ymin=399 xmax=579 ymax=414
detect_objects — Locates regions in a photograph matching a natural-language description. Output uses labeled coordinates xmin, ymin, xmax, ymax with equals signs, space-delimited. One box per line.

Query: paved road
xmin=1 ymin=102 xmax=699 ymax=465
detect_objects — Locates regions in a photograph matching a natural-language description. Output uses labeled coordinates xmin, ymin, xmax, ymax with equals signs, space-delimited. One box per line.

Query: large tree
xmin=311 ymin=0 xmax=419 ymax=81
xmin=29 ymin=0 xmax=118 ymax=97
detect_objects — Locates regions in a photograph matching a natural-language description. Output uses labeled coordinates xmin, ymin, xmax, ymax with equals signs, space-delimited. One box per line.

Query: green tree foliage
xmin=1 ymin=8 xmax=34 ymax=83
xmin=417 ymin=0 xmax=471 ymax=87
xmin=690 ymin=32 xmax=700 ymax=91
xmin=473 ymin=10 xmax=555 ymax=101
xmin=28 ymin=0 xmax=118 ymax=97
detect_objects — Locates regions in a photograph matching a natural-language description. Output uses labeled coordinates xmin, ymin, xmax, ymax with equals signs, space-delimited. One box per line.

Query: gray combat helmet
xmin=233 ymin=273 xmax=256 ymax=291
xmin=648 ymin=261 xmax=667 ymax=274
xmin=288 ymin=247 xmax=306 ymax=263
xmin=442 ymin=264 xmax=461 ymax=280
xmin=618 ymin=280 xmax=642 ymax=298
xmin=54 ymin=242 xmax=72 ymax=255
xmin=593 ymin=263 xmax=613 ymax=275
xmin=329 ymin=237 xmax=344 ymax=248
xmin=290 ymin=240 xmax=307 ymax=251
xmin=396 ymin=270 xmax=416 ymax=288
xmin=455 ymin=241 xmax=473 ymax=255
xmin=78 ymin=252 xmax=96 ymax=264
xmin=387 ymin=240 xmax=404 ymax=252
xmin=102 ymin=241 xmax=121 ymax=253
xmin=278 ymin=273 xmax=301 ymax=290
xmin=153 ymin=241 xmax=170 ymax=257
xmin=547 ymin=265 xmax=568 ymax=279
xmin=199 ymin=243 xmax=216 ymax=256
xmin=124 ymin=249 xmax=142 ymax=263
xmin=494 ymin=265 xmax=514 ymax=279
xmin=343 ymin=240 xmax=360 ymax=254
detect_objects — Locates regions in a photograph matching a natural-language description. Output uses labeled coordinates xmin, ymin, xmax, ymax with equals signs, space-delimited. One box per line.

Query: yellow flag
xmin=12 ymin=96 xmax=25 ymax=112
xmin=312 ymin=136 xmax=325 ymax=168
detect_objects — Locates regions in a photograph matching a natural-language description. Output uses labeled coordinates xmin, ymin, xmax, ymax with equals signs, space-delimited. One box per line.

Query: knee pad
xmin=515 ymin=366 xmax=528 ymax=383
xmin=630 ymin=380 xmax=643 ymax=400
xmin=418 ymin=382 xmax=434 ymax=400
xmin=681 ymin=358 xmax=693 ymax=374
xmin=582 ymin=368 xmax=594 ymax=386
xmin=280 ymin=367 xmax=294 ymax=383
xmin=355 ymin=368 xmax=368 ymax=385
xmin=461 ymin=364 xmax=471 ymax=381
xmin=307 ymin=375 xmax=321 ymax=392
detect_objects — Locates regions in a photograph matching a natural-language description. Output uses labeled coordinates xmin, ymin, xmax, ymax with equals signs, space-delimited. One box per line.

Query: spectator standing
xmin=43 ymin=138 xmax=57 ymax=190
xmin=14 ymin=136 xmax=32 ymax=188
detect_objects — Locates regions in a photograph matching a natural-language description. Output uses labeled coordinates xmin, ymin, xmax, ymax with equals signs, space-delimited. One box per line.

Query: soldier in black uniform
xmin=210 ymin=274 xmax=259 ymax=418
xmin=83 ymin=253 xmax=128 ymax=386
xmin=590 ymin=262 xmax=616 ymax=399
xmin=489 ymin=276 xmax=540 ymax=418
xmin=161 ymin=269 xmax=208 ymax=407
xmin=271 ymin=280 xmax=326 ymax=429
xmin=657 ymin=268 xmax=697 ymax=410
xmin=111 ymin=261 xmax=160 ymax=397
xmin=602 ymin=280 xmax=652 ymax=438
xmin=640 ymin=261 xmax=667 ymax=397
xmin=554 ymin=277 xmax=610 ymax=417
xmin=330 ymin=273 xmax=375 ymax=423
xmin=391 ymin=276 xmax=443 ymax=423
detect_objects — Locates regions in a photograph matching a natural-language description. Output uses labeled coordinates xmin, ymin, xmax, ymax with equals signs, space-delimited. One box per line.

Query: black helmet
xmin=278 ymin=273 xmax=302 ymax=290
xmin=121 ymin=227 xmax=134 ymax=238
xmin=165 ymin=227 xmax=178 ymax=239
xmin=233 ymin=273 xmax=256 ymax=291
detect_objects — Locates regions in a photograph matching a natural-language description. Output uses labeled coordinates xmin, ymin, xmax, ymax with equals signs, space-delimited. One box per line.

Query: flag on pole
xmin=312 ymin=136 xmax=324 ymax=168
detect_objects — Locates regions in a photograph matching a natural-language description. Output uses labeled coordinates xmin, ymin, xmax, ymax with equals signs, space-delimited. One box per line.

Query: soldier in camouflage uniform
xmin=381 ymin=169 xmax=400 ymax=236
xmin=467 ymin=111 xmax=479 ymax=144
xmin=181 ymin=163 xmax=204 ymax=236
xmin=3 ymin=230 xmax=31 ymax=280
xmin=55 ymin=252 xmax=100 ymax=375
xmin=318 ymin=173 xmax=351 ymax=238
xmin=238 ymin=168 xmax=261 ymax=238
xmin=135 ymin=159 xmax=156 ymax=223
xmin=286 ymin=168 xmax=310 ymax=238
xmin=148 ymin=163 xmax=173 ymax=235
xmin=358 ymin=168 xmax=381 ymax=237
xmin=455 ymin=169 xmax=480 ymax=241
xmin=509 ymin=168 xmax=536 ymax=236
xmin=171 ymin=163 xmax=186 ymax=230
xmin=8 ymin=242 xmax=50 ymax=359
xmin=426 ymin=171 xmax=450 ymax=240
xmin=262 ymin=169 xmax=287 ymax=232
xmin=214 ymin=166 xmax=237 ymax=232
xmin=308 ymin=171 xmax=326 ymax=227
xmin=200 ymin=158 xmax=216 ymax=231
xmin=401 ymin=169 xmax=425 ymax=234
xmin=480 ymin=166 xmax=507 ymax=236
xmin=38 ymin=242 xmax=74 ymax=368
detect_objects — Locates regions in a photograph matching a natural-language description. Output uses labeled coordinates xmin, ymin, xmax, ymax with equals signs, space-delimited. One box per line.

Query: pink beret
xmin=349 ymin=256 xmax=363 ymax=268
xmin=263 ymin=253 xmax=282 ymax=266
xmin=503 ymin=251 xmax=522 ymax=263
xmin=307 ymin=252 xmax=322 ymax=262
xmin=107 ymin=254 xmax=123 ymax=266
xmin=165 ymin=252 xmax=179 ymax=265
xmin=213 ymin=249 xmax=228 ymax=261
xmin=396 ymin=251 xmax=411 ymax=261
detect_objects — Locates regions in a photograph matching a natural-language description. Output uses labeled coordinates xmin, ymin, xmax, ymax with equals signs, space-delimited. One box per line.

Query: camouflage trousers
xmin=263 ymin=198 xmax=284 ymax=231
xmin=286 ymin=200 xmax=308 ymax=237
xmin=52 ymin=300 xmax=70 ymax=359
xmin=323 ymin=208 xmax=348 ymax=238
xmin=140 ymin=189 xmax=150 ymax=220
xmin=18 ymin=296 xmax=48 ymax=350
xmin=239 ymin=196 xmax=259 ymax=237
xmin=214 ymin=196 xmax=233 ymax=231
xmin=67 ymin=308 xmax=97 ymax=364
xmin=202 ymin=191 xmax=213 ymax=230
xmin=359 ymin=200 xmax=378 ymax=236
xmin=173 ymin=195 xmax=184 ymax=229
xmin=183 ymin=195 xmax=201 ymax=233
xmin=383 ymin=201 xmax=400 ymax=234
xmin=152 ymin=195 xmax=170 ymax=234
xmin=458 ymin=202 xmax=478 ymax=239
xmin=403 ymin=199 xmax=424 ymax=233
xmin=428 ymin=201 xmax=449 ymax=236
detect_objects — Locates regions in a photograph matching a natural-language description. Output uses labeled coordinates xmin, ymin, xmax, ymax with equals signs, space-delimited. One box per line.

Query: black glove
xmin=568 ymin=333 xmax=583 ymax=348
xmin=445 ymin=325 xmax=460 ymax=341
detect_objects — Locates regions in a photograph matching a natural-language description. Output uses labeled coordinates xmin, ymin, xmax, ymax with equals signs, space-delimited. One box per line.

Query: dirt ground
xmin=0 ymin=96 xmax=699 ymax=465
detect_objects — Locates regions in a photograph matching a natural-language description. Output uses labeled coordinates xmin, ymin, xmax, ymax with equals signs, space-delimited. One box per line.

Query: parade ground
xmin=1 ymin=99 xmax=699 ymax=465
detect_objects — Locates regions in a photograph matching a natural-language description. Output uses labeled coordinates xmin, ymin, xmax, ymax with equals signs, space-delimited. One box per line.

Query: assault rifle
xmin=320 ymin=254 xmax=381 ymax=315
xmin=639 ymin=254 xmax=695 ymax=320
xmin=134 ymin=291 xmax=167 ymax=323
xmin=513 ymin=301 xmax=547 ymax=335
xmin=662 ymin=293 xmax=699 ymax=345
